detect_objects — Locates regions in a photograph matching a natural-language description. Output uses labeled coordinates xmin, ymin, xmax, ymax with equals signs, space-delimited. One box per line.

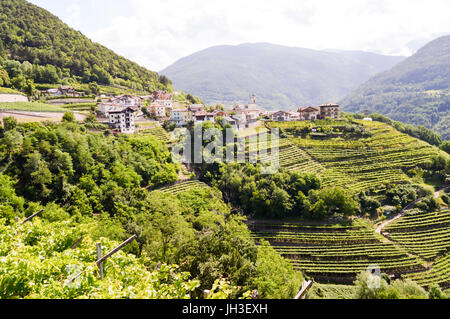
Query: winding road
xmin=375 ymin=185 xmax=448 ymax=235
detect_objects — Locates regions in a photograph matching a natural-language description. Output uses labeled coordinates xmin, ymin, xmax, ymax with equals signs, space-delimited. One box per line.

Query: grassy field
xmin=0 ymin=87 xmax=25 ymax=95
xmin=0 ymin=102 xmax=67 ymax=112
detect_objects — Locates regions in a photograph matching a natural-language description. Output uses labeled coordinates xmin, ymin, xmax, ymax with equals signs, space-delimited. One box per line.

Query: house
xmin=189 ymin=104 xmax=205 ymax=113
xmin=230 ymin=113 xmax=248 ymax=130
xmin=212 ymin=110 xmax=227 ymax=118
xmin=149 ymin=101 xmax=167 ymax=118
xmin=47 ymin=86 xmax=82 ymax=97
xmin=151 ymin=90 xmax=173 ymax=101
xmin=222 ymin=116 xmax=238 ymax=130
xmin=298 ymin=106 xmax=320 ymax=121
xmin=170 ymin=109 xmax=193 ymax=126
xmin=318 ymin=104 xmax=340 ymax=119
xmin=109 ymin=107 xmax=136 ymax=134
xmin=98 ymin=103 xmax=123 ymax=117
xmin=160 ymin=99 xmax=174 ymax=110
xmin=271 ymin=111 xmax=299 ymax=122
xmin=232 ymin=106 xmax=262 ymax=129
xmin=288 ymin=111 xmax=300 ymax=121
xmin=193 ymin=111 xmax=215 ymax=123
xmin=110 ymin=95 xmax=141 ymax=108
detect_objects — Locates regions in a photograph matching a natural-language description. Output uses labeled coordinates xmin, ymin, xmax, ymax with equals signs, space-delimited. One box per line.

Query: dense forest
xmin=341 ymin=35 xmax=450 ymax=140
xmin=0 ymin=0 xmax=171 ymax=92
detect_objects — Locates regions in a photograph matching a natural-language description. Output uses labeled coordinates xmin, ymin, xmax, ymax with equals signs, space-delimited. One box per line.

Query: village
xmin=93 ymin=89 xmax=340 ymax=134
xmin=0 ymin=84 xmax=340 ymax=134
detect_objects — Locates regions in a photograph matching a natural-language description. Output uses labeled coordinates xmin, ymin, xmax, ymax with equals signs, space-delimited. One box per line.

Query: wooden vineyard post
xmin=95 ymin=235 xmax=137 ymax=280
xmin=96 ymin=243 xmax=104 ymax=280
xmin=21 ymin=209 xmax=44 ymax=224
xmin=294 ymin=280 xmax=313 ymax=299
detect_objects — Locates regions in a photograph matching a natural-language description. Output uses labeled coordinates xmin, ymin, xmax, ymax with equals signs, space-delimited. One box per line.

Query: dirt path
xmin=0 ymin=111 xmax=87 ymax=123
xmin=0 ymin=94 xmax=28 ymax=102
xmin=376 ymin=185 xmax=449 ymax=235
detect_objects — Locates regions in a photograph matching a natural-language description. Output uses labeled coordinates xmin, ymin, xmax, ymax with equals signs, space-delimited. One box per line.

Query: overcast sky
xmin=29 ymin=0 xmax=450 ymax=72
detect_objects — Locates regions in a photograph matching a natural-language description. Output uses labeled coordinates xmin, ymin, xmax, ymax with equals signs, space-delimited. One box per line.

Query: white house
xmin=271 ymin=111 xmax=298 ymax=122
xmin=149 ymin=101 xmax=167 ymax=118
xmin=170 ymin=109 xmax=193 ymax=126
xmin=318 ymin=104 xmax=340 ymax=119
xmin=193 ymin=111 xmax=215 ymax=124
xmin=109 ymin=107 xmax=136 ymax=134
xmin=298 ymin=106 xmax=321 ymax=121
xmin=110 ymin=95 xmax=141 ymax=108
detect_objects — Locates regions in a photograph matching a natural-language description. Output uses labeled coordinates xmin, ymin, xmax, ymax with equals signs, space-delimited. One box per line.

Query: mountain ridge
xmin=341 ymin=35 xmax=450 ymax=140
xmin=162 ymin=42 xmax=405 ymax=109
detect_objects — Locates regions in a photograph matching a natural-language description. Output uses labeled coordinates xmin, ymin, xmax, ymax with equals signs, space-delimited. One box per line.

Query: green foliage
xmin=0 ymin=122 xmax=178 ymax=210
xmin=308 ymin=187 xmax=360 ymax=219
xmin=209 ymin=163 xmax=360 ymax=219
xmin=0 ymin=218 xmax=199 ymax=299
xmin=440 ymin=141 xmax=450 ymax=154
xmin=62 ymin=112 xmax=75 ymax=123
xmin=0 ymin=0 xmax=169 ymax=92
xmin=2 ymin=116 xmax=17 ymax=131
xmin=354 ymin=272 xmax=428 ymax=299
xmin=253 ymin=240 xmax=303 ymax=299
xmin=342 ymin=35 xmax=450 ymax=140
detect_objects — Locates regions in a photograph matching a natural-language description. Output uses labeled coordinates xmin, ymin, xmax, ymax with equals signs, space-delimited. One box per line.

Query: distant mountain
xmin=341 ymin=35 xmax=450 ymax=140
xmin=0 ymin=0 xmax=168 ymax=91
xmin=161 ymin=43 xmax=405 ymax=109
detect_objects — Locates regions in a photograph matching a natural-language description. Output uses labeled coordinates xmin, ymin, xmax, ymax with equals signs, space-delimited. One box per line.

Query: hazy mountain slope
xmin=0 ymin=0 xmax=168 ymax=91
xmin=161 ymin=43 xmax=405 ymax=109
xmin=341 ymin=35 xmax=450 ymax=140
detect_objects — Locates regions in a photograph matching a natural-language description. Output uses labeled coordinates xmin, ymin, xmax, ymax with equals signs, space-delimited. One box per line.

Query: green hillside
xmin=341 ymin=35 xmax=450 ymax=140
xmin=161 ymin=43 xmax=405 ymax=109
xmin=0 ymin=0 xmax=170 ymax=92
xmin=197 ymin=117 xmax=449 ymax=291
xmin=266 ymin=119 xmax=448 ymax=194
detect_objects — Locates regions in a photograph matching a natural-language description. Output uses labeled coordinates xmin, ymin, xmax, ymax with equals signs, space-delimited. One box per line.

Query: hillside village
xmin=92 ymin=90 xmax=340 ymax=134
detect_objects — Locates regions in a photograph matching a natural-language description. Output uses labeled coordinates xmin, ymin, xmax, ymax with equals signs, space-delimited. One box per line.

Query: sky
xmin=29 ymin=0 xmax=450 ymax=72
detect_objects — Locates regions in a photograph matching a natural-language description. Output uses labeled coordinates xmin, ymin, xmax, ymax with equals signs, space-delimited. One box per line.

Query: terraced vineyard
xmin=250 ymin=221 xmax=426 ymax=284
xmin=136 ymin=125 xmax=173 ymax=144
xmin=385 ymin=209 xmax=450 ymax=260
xmin=156 ymin=180 xmax=209 ymax=195
xmin=267 ymin=120 xmax=445 ymax=193
xmin=405 ymin=253 xmax=450 ymax=289
xmin=378 ymin=208 xmax=450 ymax=288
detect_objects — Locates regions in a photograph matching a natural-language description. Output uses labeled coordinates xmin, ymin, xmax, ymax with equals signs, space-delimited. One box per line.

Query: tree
xmin=62 ymin=112 xmax=76 ymax=122
xmin=11 ymin=74 xmax=26 ymax=90
xmin=354 ymin=272 xmax=428 ymax=299
xmin=253 ymin=241 xmax=303 ymax=299
xmin=24 ymin=79 xmax=36 ymax=96
xmin=2 ymin=116 xmax=18 ymax=131
xmin=88 ymin=82 xmax=100 ymax=95
xmin=308 ymin=187 xmax=359 ymax=218
xmin=440 ymin=141 xmax=450 ymax=154
xmin=0 ymin=69 xmax=11 ymax=87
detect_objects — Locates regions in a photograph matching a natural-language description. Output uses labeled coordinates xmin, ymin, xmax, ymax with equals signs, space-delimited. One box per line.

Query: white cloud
xmin=65 ymin=4 xmax=82 ymax=30
xmin=57 ymin=0 xmax=450 ymax=71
